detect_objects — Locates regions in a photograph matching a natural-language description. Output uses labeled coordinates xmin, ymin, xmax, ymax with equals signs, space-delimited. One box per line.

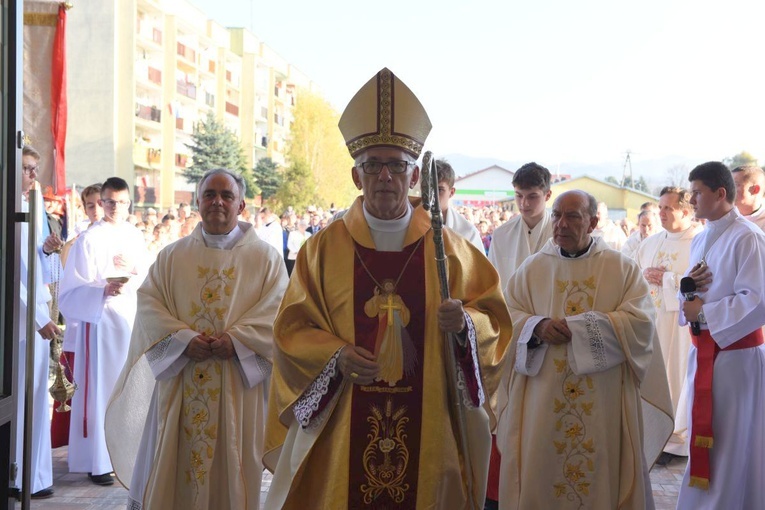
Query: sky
xmin=189 ymin=0 xmax=765 ymax=170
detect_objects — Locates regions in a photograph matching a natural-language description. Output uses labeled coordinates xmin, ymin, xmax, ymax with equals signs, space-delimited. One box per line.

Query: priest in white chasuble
xmin=495 ymin=190 xmax=673 ymax=510
xmin=264 ymin=68 xmax=512 ymax=510
xmin=105 ymin=169 xmax=288 ymax=510
xmin=636 ymin=186 xmax=702 ymax=461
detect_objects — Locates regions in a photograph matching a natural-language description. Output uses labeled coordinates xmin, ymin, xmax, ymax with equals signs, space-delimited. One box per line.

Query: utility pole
xmin=621 ymin=150 xmax=633 ymax=188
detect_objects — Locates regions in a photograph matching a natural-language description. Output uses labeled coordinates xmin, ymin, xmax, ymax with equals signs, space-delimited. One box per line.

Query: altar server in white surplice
xmin=495 ymin=190 xmax=673 ymax=510
xmin=676 ymin=162 xmax=765 ymax=509
xmin=106 ymin=169 xmax=288 ymax=510
xmin=12 ymin=145 xmax=61 ymax=498
xmin=59 ymin=177 xmax=149 ymax=486
xmin=435 ymin=159 xmax=485 ymax=252
xmin=731 ymin=164 xmax=765 ymax=231
xmin=636 ymin=186 xmax=701 ymax=463
xmin=488 ymin=162 xmax=553 ymax=300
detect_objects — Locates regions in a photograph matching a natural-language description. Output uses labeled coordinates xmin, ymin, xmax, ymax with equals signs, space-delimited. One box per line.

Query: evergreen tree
xmin=252 ymin=157 xmax=282 ymax=202
xmin=183 ymin=112 xmax=259 ymax=198
xmin=275 ymin=159 xmax=318 ymax=211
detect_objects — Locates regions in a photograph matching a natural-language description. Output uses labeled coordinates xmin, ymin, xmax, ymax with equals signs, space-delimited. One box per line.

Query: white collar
xmin=362 ymin=202 xmax=412 ymax=233
xmin=202 ymin=224 xmax=244 ymax=250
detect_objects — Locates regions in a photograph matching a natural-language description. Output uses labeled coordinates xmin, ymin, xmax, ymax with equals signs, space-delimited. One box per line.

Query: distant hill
xmin=439 ymin=153 xmax=698 ymax=194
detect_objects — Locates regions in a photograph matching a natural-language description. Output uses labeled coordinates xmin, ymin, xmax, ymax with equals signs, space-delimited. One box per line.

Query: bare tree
xmin=666 ymin=164 xmax=690 ymax=187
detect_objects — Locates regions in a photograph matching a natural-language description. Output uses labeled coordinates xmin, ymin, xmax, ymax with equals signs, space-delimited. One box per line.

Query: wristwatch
xmin=697 ymin=308 xmax=707 ymax=324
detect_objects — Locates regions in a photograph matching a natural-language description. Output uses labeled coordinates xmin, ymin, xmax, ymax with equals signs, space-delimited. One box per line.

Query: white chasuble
xmin=636 ymin=225 xmax=701 ymax=456
xmin=488 ymin=210 xmax=553 ymax=298
xmin=105 ymin=222 xmax=288 ymax=510
xmin=496 ymin=237 xmax=673 ymax=510
xmin=741 ymin=205 xmax=765 ymax=232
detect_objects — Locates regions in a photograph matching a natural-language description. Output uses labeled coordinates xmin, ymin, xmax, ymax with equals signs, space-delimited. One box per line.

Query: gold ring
xmin=350 ymin=372 xmax=359 ymax=379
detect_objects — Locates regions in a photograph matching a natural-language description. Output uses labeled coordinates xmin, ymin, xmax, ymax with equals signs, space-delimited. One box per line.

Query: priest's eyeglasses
xmin=359 ymin=160 xmax=414 ymax=175
xmin=22 ymin=164 xmax=39 ymax=175
xmin=102 ymin=199 xmax=131 ymax=208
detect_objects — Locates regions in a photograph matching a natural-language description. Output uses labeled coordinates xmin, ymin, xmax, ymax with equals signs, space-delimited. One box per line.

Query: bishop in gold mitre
xmin=264 ymin=67 xmax=512 ymax=509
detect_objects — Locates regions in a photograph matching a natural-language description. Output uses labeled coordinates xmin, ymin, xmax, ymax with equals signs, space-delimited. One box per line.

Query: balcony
xmin=147 ymin=148 xmax=162 ymax=164
xmin=176 ymin=117 xmax=184 ymax=130
xmin=134 ymin=186 xmax=158 ymax=205
xmin=176 ymin=80 xmax=197 ymax=100
xmin=148 ymin=66 xmax=161 ymax=85
xmin=176 ymin=42 xmax=196 ymax=64
xmin=135 ymin=103 xmax=161 ymax=122
xmin=225 ymin=102 xmax=239 ymax=117
xmin=175 ymin=153 xmax=189 ymax=167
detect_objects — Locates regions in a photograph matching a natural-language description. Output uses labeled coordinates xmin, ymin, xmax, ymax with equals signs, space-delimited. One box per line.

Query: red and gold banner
xmin=24 ymin=1 xmax=68 ymax=194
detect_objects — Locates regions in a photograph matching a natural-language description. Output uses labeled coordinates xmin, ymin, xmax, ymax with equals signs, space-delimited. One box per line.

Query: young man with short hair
xmin=59 ymin=177 xmax=149 ymax=485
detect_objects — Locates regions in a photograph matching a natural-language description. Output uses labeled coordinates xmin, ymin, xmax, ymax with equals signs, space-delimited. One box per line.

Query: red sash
xmin=688 ymin=327 xmax=764 ymax=489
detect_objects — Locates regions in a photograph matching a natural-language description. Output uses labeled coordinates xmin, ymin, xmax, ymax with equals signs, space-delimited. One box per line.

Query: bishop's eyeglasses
xmin=358 ymin=160 xmax=414 ymax=175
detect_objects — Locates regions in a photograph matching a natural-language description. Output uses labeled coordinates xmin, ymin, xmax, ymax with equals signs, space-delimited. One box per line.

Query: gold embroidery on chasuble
xmin=360 ymin=397 xmax=411 ymax=505
xmin=552 ymin=277 xmax=597 ymax=507
xmin=179 ymin=265 xmax=235 ymax=500
xmin=364 ymin=280 xmax=411 ymax=386
xmin=350 ymin=241 xmax=426 ymax=508
xmin=649 ymin=249 xmax=678 ymax=308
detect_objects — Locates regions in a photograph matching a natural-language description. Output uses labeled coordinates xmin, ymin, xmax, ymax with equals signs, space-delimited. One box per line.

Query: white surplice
xmin=592 ymin=220 xmax=627 ymax=251
xmin=58 ymin=220 xmax=149 ymax=476
xmin=621 ymin=230 xmax=642 ymax=260
xmin=12 ymin=196 xmax=53 ymax=493
xmin=740 ymin=205 xmax=765 ymax=231
xmin=636 ymin=225 xmax=702 ymax=456
xmin=676 ymin=208 xmax=765 ymax=509
xmin=444 ymin=205 xmax=485 ymax=253
xmin=487 ymin=210 xmax=552 ymax=299
xmin=495 ymin=237 xmax=673 ymax=510
xmin=106 ymin=222 xmax=287 ymax=510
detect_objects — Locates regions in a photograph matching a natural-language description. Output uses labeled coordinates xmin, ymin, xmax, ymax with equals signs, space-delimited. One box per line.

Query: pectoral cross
xmin=380 ymin=293 xmax=402 ymax=326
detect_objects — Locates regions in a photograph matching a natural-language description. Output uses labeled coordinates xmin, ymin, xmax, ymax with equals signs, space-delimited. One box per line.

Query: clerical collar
xmin=202 ymin=224 xmax=243 ymax=250
xmin=707 ymin=208 xmax=737 ymax=230
xmin=560 ymin=239 xmax=593 ymax=258
xmin=362 ymin=202 xmax=412 ymax=233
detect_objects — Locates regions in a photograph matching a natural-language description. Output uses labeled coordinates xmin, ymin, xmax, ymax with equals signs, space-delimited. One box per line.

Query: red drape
xmin=51 ymin=4 xmax=67 ymax=194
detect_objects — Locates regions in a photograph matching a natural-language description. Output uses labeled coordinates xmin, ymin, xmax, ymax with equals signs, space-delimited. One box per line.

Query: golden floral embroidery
xmin=189 ymin=265 xmax=235 ymax=334
xmin=552 ymin=277 xmax=597 ymax=507
xmin=649 ymin=250 xmax=678 ymax=308
xmin=182 ymin=359 xmax=221 ymax=494
xmin=179 ymin=264 xmax=235 ymax=500
xmin=360 ymin=398 xmax=410 ymax=505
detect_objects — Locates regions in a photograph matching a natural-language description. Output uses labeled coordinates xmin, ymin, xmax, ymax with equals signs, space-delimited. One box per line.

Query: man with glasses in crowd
xmin=59 ymin=177 xmax=148 ymax=486
xmin=265 ymin=68 xmax=511 ymax=509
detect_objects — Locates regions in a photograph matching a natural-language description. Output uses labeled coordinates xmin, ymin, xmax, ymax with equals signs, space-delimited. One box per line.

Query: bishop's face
xmin=352 ymin=147 xmax=419 ymax=220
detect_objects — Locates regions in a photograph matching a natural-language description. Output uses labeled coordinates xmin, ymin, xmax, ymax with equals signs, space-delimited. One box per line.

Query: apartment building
xmin=67 ymin=0 xmax=313 ymax=209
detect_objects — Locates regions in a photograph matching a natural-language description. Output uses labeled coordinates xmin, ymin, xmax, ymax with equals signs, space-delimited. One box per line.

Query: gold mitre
xmin=338 ymin=68 xmax=432 ymax=159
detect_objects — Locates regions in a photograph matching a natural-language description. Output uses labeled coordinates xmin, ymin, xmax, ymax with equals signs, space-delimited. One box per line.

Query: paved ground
xmin=24 ymin=445 xmax=684 ymax=509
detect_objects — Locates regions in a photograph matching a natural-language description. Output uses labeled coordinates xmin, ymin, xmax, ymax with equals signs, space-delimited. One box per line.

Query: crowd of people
xmin=11 ymin=67 xmax=765 ymax=510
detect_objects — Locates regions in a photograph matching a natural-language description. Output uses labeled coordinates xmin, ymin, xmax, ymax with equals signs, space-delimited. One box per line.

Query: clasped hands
xmin=533 ymin=318 xmax=571 ymax=345
xmin=339 ymin=299 xmax=466 ymax=385
xmin=184 ymin=333 xmax=235 ymax=361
